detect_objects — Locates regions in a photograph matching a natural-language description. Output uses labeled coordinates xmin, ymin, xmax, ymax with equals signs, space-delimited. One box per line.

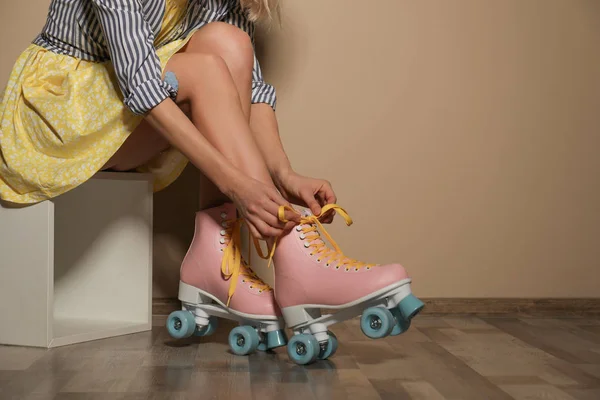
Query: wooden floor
xmin=1 ymin=316 xmax=599 ymax=400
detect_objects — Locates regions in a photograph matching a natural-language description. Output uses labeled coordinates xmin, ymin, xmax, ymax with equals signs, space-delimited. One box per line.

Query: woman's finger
xmin=282 ymin=208 xmax=301 ymax=224
xmin=267 ymin=191 xmax=301 ymax=223
xmin=300 ymin=189 xmax=322 ymax=216
xmin=246 ymin=220 xmax=265 ymax=240
xmin=316 ymin=200 xmax=335 ymax=223
xmin=283 ymin=221 xmax=297 ymax=231
xmin=252 ymin=216 xmax=284 ymax=238
xmin=268 ymin=187 xmax=291 ymax=207
xmin=316 ymin=182 xmax=336 ymax=223
xmin=319 ymin=207 xmax=335 ymax=223
xmin=258 ymin=201 xmax=286 ymax=228
xmin=261 ymin=198 xmax=298 ymax=226
xmin=317 ymin=181 xmax=337 ymax=205
xmin=321 ymin=214 xmax=334 ymax=224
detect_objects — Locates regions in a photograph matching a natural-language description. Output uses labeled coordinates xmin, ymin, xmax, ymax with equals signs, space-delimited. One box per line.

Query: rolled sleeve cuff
xmin=251 ymin=81 xmax=277 ymax=111
xmin=124 ymin=78 xmax=179 ymax=115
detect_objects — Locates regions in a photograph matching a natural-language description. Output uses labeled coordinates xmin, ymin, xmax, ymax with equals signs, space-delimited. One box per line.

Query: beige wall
xmin=2 ymin=1 xmax=599 ymax=298
xmin=0 ymin=1 xmax=49 ymax=82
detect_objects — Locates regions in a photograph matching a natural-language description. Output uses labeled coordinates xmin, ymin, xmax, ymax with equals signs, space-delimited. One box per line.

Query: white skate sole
xmin=278 ymin=279 xmax=425 ymax=364
xmin=281 ymin=278 xmax=415 ymax=341
xmin=178 ymin=281 xmax=283 ymax=332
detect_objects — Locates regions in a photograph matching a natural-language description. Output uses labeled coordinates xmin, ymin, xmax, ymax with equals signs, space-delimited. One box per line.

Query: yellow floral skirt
xmin=0 ymin=0 xmax=192 ymax=204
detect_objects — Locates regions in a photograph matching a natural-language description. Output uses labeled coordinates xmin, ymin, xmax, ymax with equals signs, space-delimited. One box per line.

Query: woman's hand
xmin=225 ymin=175 xmax=300 ymax=239
xmin=145 ymin=102 xmax=299 ymax=239
xmin=274 ymin=170 xmax=338 ymax=224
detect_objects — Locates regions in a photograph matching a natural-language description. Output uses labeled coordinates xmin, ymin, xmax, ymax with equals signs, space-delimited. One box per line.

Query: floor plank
xmin=1 ymin=316 xmax=599 ymax=400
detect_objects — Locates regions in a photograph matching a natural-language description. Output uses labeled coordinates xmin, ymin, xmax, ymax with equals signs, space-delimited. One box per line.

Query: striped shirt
xmin=33 ymin=0 xmax=276 ymax=115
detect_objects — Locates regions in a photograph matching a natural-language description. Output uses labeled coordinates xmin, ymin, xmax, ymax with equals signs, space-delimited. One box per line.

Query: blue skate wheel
xmin=194 ymin=317 xmax=218 ymax=337
xmin=258 ymin=329 xmax=289 ymax=351
xmin=318 ymin=332 xmax=338 ymax=360
xmin=287 ymin=334 xmax=320 ymax=365
xmin=166 ymin=310 xmax=197 ymax=339
xmin=229 ymin=326 xmax=260 ymax=356
xmin=398 ymin=294 xmax=425 ymax=320
xmin=360 ymin=307 xmax=395 ymax=339
xmin=390 ymin=308 xmax=411 ymax=336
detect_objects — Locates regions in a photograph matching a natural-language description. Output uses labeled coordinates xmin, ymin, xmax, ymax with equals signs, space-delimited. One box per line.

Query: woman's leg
xmin=182 ymin=22 xmax=256 ymax=208
xmin=105 ymin=22 xmax=263 ymax=209
xmin=102 ymin=120 xmax=170 ymax=172
xmin=184 ymin=22 xmax=253 ymax=120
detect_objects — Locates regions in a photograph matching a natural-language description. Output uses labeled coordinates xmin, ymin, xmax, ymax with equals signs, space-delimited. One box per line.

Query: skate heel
xmin=166 ymin=282 xmax=218 ymax=339
xmin=178 ymin=281 xmax=215 ymax=329
xmin=178 ymin=281 xmax=213 ymax=306
xmin=281 ymin=305 xmax=329 ymax=343
xmin=281 ymin=305 xmax=322 ymax=330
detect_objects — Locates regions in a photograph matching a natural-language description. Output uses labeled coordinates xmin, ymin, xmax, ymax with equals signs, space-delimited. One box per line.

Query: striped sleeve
xmin=251 ymin=54 xmax=277 ymax=110
xmin=91 ymin=0 xmax=175 ymax=115
xmin=223 ymin=6 xmax=277 ymax=110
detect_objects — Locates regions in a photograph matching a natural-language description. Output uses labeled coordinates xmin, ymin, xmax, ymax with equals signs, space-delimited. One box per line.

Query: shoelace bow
xmin=221 ymin=218 xmax=271 ymax=307
xmin=257 ymin=204 xmax=376 ymax=271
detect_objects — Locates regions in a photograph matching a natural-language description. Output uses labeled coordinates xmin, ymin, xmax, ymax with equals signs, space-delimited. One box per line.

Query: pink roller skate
xmin=271 ymin=204 xmax=424 ymax=365
xmin=166 ymin=203 xmax=287 ymax=355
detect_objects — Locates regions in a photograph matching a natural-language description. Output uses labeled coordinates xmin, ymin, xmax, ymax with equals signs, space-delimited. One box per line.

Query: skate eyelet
xmin=335 ymin=266 xmax=340 ymax=270
xmin=220 ymin=248 xmax=224 ymax=252
xmin=242 ymin=280 xmax=246 ymax=283
xmin=299 ymin=234 xmax=306 ymax=240
xmin=222 ymin=222 xmax=228 ymax=228
xmin=355 ymin=268 xmax=360 ymax=272
xmin=220 ymin=212 xmax=227 ymax=219
xmin=295 ymin=226 xmax=302 ymax=232
xmin=220 ymin=230 xmax=226 ymax=236
xmin=345 ymin=268 xmax=350 ymax=272
xmin=317 ymin=259 xmax=321 ymax=262
xmin=249 ymin=285 xmax=253 ymax=289
xmin=325 ymin=263 xmax=330 ymax=267
xmin=219 ymin=238 xmax=226 ymax=244
xmin=366 ymin=266 xmax=371 ymax=270
xmin=304 ymin=242 xmax=310 ymax=248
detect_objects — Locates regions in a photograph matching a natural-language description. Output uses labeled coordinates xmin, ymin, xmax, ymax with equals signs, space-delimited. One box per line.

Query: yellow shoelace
xmin=220 ymin=218 xmax=271 ymax=306
xmin=258 ymin=204 xmax=376 ymax=271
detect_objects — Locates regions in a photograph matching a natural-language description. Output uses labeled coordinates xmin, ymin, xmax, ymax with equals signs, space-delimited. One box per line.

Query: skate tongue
xmin=300 ymin=208 xmax=313 ymax=218
xmin=292 ymin=207 xmax=327 ymax=245
xmin=240 ymin=264 xmax=271 ymax=292
xmin=290 ymin=205 xmax=313 ymax=218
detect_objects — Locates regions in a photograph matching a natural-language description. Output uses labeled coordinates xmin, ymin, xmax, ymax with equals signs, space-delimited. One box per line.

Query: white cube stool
xmin=0 ymin=172 xmax=153 ymax=347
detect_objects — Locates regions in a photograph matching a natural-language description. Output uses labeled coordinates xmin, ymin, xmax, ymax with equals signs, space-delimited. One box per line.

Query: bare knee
xmin=187 ymin=22 xmax=254 ymax=80
xmin=184 ymin=53 xmax=230 ymax=76
xmin=167 ymin=50 xmax=247 ymax=105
